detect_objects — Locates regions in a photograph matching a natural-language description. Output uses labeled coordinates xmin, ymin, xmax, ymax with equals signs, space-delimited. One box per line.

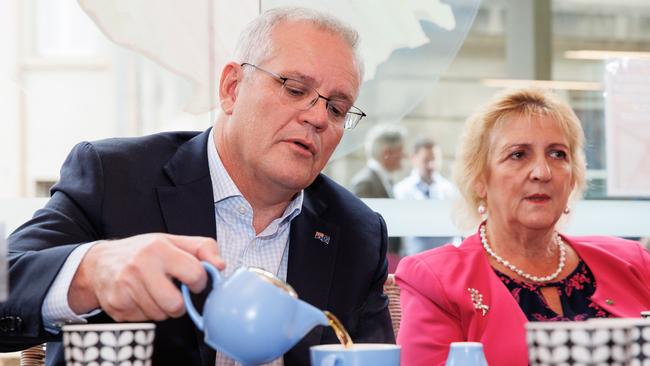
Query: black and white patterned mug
xmin=526 ymin=320 xmax=631 ymax=366
xmin=625 ymin=318 xmax=650 ymax=366
xmin=62 ymin=323 xmax=155 ymax=366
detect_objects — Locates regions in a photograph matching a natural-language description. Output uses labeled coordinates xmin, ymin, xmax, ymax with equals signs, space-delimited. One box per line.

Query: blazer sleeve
xmin=0 ymin=142 xmax=105 ymax=350
xmin=395 ymin=255 xmax=464 ymax=366
xmin=639 ymin=243 xmax=650 ymax=276
xmin=353 ymin=212 xmax=395 ymax=344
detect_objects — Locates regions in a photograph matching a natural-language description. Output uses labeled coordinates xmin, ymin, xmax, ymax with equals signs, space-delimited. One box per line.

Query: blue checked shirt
xmin=207 ymin=129 xmax=302 ymax=366
xmin=43 ymin=129 xmax=303 ymax=366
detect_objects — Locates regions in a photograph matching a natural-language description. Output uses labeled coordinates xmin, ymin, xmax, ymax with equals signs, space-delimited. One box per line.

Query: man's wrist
xmin=68 ymin=241 xmax=102 ymax=313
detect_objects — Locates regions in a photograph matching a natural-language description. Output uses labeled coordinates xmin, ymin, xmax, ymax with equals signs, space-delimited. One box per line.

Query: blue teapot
xmin=181 ymin=262 xmax=330 ymax=366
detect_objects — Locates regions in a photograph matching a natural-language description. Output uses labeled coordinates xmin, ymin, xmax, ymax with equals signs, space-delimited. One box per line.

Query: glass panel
xmin=1 ymin=0 xmax=649 ymax=248
xmin=34 ymin=0 xmax=103 ymax=58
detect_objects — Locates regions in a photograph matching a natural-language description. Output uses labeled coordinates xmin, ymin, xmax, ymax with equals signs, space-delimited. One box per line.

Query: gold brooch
xmin=467 ymin=288 xmax=489 ymax=316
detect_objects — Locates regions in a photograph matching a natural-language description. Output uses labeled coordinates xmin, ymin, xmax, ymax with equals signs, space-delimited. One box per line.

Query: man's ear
xmin=219 ymin=62 xmax=243 ymax=115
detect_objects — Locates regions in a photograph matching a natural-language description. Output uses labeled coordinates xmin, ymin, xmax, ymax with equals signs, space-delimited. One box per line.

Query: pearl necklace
xmin=480 ymin=222 xmax=566 ymax=283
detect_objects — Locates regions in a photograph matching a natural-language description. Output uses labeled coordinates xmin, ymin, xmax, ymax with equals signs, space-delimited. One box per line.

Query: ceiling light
xmin=564 ymin=50 xmax=650 ymax=60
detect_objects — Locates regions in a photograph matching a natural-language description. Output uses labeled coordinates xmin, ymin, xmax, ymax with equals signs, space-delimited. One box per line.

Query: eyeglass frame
xmin=240 ymin=62 xmax=366 ymax=130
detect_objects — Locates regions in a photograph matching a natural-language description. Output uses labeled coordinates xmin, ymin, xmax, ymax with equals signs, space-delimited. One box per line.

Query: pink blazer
xmin=395 ymin=233 xmax=650 ymax=366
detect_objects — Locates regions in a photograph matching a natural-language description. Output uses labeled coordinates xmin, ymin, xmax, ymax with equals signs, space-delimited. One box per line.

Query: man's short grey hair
xmin=365 ymin=124 xmax=407 ymax=161
xmin=234 ymin=7 xmax=364 ymax=81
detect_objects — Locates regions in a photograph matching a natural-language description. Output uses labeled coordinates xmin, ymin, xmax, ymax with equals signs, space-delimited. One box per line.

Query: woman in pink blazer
xmin=395 ymin=87 xmax=650 ymax=366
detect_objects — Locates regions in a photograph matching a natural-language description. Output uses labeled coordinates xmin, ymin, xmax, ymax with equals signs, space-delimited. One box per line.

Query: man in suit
xmin=0 ymin=7 xmax=394 ymax=366
xmin=350 ymin=124 xmax=406 ymax=198
xmin=350 ymin=124 xmax=406 ymax=260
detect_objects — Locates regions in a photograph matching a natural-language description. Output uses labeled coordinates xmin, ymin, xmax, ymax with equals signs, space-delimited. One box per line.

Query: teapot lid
xmin=248 ymin=267 xmax=298 ymax=298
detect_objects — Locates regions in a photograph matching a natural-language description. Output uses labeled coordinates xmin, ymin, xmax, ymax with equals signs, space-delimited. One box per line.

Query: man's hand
xmin=68 ymin=233 xmax=224 ymax=321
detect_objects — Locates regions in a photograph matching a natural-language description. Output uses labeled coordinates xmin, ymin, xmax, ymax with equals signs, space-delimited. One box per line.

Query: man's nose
xmin=301 ymin=97 xmax=329 ymax=130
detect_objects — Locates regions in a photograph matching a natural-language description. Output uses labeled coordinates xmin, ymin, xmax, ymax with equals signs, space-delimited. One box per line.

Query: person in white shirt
xmin=394 ymin=138 xmax=459 ymax=254
xmin=394 ymin=138 xmax=456 ymax=200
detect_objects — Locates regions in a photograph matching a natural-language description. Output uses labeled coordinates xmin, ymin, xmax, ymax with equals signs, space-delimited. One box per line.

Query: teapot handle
xmin=181 ymin=261 xmax=223 ymax=331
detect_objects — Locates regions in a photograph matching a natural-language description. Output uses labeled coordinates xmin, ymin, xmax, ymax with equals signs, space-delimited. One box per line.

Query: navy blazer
xmin=1 ymin=129 xmax=394 ymax=365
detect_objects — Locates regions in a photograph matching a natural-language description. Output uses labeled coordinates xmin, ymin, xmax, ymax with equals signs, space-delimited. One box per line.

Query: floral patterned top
xmin=494 ymin=260 xmax=611 ymax=321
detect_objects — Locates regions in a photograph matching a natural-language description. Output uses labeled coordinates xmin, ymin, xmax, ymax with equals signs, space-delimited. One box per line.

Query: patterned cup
xmin=527 ymin=319 xmax=650 ymax=366
xmin=625 ymin=318 xmax=650 ymax=366
xmin=62 ymin=323 xmax=155 ymax=366
xmin=588 ymin=318 xmax=644 ymax=365
xmin=526 ymin=320 xmax=631 ymax=366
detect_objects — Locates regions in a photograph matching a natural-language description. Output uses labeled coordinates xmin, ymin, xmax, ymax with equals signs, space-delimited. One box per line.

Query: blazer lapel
xmin=156 ymin=128 xmax=217 ymax=366
xmin=461 ymin=236 xmax=529 ymax=365
xmin=157 ymin=129 xmax=215 ymax=238
xmin=572 ymin=238 xmax=650 ymax=316
xmin=286 ymin=179 xmax=339 ymax=352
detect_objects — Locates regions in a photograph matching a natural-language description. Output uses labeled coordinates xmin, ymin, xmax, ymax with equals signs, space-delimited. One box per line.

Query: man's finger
xmin=126 ymin=277 xmax=170 ymax=321
xmin=155 ymin=242 xmax=211 ymax=293
xmin=165 ymin=235 xmax=225 ymax=270
xmin=141 ymin=272 xmax=187 ymax=318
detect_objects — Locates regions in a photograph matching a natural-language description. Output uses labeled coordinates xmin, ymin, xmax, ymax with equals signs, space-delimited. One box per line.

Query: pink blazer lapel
xmin=455 ymin=235 xmax=530 ymax=365
xmin=569 ymin=237 xmax=650 ymax=316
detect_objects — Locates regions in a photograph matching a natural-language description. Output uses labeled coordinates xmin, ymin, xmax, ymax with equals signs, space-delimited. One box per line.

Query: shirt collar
xmin=207 ymin=129 xmax=243 ymax=203
xmin=207 ymin=128 xmax=303 ymax=219
xmin=409 ymin=169 xmax=439 ymax=185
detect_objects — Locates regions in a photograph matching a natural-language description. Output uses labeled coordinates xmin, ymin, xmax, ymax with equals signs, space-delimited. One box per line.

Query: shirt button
xmin=605 ymin=299 xmax=615 ymax=305
xmin=238 ymin=206 xmax=246 ymax=214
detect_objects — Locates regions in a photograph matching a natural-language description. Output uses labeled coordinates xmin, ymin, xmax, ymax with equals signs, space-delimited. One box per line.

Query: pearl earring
xmin=563 ymin=206 xmax=571 ymax=215
xmin=478 ymin=204 xmax=486 ymax=215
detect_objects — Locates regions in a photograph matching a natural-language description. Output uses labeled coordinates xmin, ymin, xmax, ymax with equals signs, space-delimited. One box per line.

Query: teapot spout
xmin=290 ymin=301 xmax=329 ymax=341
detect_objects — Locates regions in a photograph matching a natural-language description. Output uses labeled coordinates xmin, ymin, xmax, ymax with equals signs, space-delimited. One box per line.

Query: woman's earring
xmin=563 ymin=206 xmax=571 ymax=215
xmin=478 ymin=204 xmax=486 ymax=215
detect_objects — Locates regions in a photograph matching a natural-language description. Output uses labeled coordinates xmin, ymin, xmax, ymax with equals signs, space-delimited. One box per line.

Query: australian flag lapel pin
xmin=314 ymin=231 xmax=330 ymax=244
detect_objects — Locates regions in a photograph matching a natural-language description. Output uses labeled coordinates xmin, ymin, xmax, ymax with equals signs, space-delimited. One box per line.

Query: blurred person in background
xmin=350 ymin=123 xmax=406 ymax=199
xmin=394 ymin=138 xmax=458 ymax=254
xmin=396 ymin=87 xmax=650 ymax=365
xmin=350 ymin=124 xmax=406 ymax=269
xmin=394 ymin=138 xmax=455 ymax=201
xmin=0 ymin=7 xmax=395 ymax=366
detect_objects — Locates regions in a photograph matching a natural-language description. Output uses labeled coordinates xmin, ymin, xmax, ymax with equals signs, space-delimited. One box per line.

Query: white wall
xmin=23 ymin=69 xmax=117 ymax=194
xmin=0 ymin=0 xmax=20 ymax=197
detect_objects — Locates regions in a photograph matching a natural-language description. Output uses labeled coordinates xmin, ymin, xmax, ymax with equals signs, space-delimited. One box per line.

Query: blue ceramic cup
xmin=182 ymin=262 xmax=329 ymax=366
xmin=445 ymin=342 xmax=488 ymax=366
xmin=310 ymin=344 xmax=400 ymax=366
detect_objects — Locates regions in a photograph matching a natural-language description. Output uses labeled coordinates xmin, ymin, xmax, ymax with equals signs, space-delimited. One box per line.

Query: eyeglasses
xmin=241 ymin=63 xmax=366 ymax=130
